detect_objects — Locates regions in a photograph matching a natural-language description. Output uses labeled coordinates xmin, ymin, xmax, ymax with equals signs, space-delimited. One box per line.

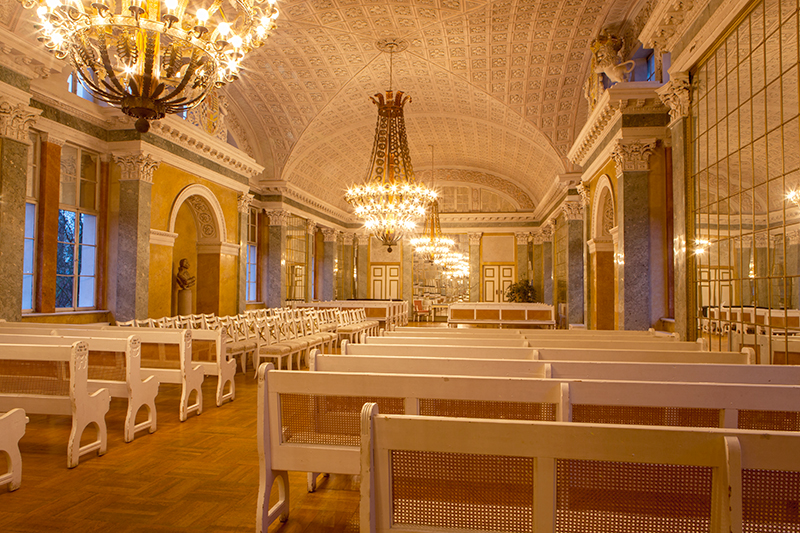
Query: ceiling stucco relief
xmin=416 ymin=168 xmax=536 ymax=209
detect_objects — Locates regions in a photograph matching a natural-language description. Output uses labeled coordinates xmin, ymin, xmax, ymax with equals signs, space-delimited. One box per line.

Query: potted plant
xmin=505 ymin=280 xmax=537 ymax=303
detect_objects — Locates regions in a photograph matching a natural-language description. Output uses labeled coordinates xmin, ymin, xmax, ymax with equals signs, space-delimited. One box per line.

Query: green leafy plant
xmin=505 ymin=280 xmax=537 ymax=303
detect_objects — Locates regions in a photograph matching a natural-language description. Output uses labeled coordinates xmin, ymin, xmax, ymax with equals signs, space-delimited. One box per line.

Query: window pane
xmin=80 ymin=213 xmax=97 ymax=245
xmin=60 ymin=145 xmax=78 ymax=206
xmin=78 ymin=245 xmax=96 ymax=276
xmin=57 ymin=242 xmax=75 ymax=275
xmin=80 ymin=152 xmax=98 ymax=210
xmin=55 ymin=275 xmax=73 ymax=308
xmin=22 ymin=274 xmax=33 ymax=311
xmin=25 ymin=203 xmax=35 ymax=237
xmin=58 ymin=210 xmax=76 ymax=243
xmin=23 ymin=239 xmax=34 ymax=273
xmin=77 ymin=276 xmax=94 ymax=308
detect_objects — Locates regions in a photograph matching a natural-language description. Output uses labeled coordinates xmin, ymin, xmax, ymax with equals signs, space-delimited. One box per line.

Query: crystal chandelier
xmin=346 ymin=38 xmax=435 ymax=253
xmin=410 ymin=145 xmax=454 ymax=261
xmin=23 ymin=0 xmax=279 ymax=133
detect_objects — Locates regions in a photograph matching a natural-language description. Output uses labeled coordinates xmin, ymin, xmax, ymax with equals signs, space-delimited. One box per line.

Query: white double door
xmin=482 ymin=264 xmax=515 ymax=302
xmin=371 ymin=264 xmax=400 ymax=300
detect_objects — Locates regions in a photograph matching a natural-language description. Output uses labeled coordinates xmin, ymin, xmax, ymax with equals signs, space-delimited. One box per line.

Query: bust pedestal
xmin=177 ymin=288 xmax=192 ymax=316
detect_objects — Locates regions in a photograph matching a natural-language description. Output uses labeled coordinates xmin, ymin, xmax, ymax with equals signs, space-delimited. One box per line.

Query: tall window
xmin=57 ymin=144 xmax=98 ymax=310
xmin=246 ymin=208 xmax=257 ymax=301
xmin=22 ymin=132 xmax=40 ymax=312
xmin=286 ymin=215 xmax=307 ymax=301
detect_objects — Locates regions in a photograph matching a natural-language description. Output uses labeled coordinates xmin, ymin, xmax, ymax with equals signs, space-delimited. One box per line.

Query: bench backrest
xmin=365 ymin=336 xmax=530 ymax=347
xmin=0 ymin=341 xmax=88 ymax=402
xmin=360 ymin=405 xmax=800 ymax=533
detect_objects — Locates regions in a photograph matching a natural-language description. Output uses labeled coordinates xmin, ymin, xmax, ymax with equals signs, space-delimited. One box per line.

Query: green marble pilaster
xmin=515 ymin=232 xmax=530 ymax=282
xmin=237 ymin=194 xmax=252 ymax=313
xmin=266 ymin=210 xmax=288 ymax=308
xmin=321 ymin=228 xmax=337 ymax=301
xmin=0 ymin=137 xmax=29 ymax=321
xmin=305 ymin=221 xmax=316 ymax=302
xmin=564 ymin=205 xmax=585 ymax=326
xmin=402 ymin=239 xmax=412 ymax=305
xmin=468 ymin=232 xmax=481 ymax=302
xmin=356 ymin=233 xmax=369 ymax=299
xmin=341 ymin=233 xmax=354 ymax=300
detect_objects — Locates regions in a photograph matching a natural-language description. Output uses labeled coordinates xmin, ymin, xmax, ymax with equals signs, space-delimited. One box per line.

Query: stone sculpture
xmin=176 ymin=258 xmax=196 ymax=290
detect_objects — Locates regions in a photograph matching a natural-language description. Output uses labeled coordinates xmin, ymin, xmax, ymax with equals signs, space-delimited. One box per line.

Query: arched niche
xmin=587 ymin=175 xmax=617 ymax=330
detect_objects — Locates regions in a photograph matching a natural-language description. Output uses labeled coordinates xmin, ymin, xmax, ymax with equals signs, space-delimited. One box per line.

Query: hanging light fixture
xmin=22 ymin=0 xmax=279 ymax=133
xmin=410 ymin=145 xmax=454 ymax=261
xmin=346 ymin=38 xmax=436 ymax=253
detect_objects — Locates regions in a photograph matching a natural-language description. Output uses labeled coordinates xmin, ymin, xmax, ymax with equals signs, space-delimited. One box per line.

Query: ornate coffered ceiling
xmin=3 ymin=0 xmax=649 ymax=214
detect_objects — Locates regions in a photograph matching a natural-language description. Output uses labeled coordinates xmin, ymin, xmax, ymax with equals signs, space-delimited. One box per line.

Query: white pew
xmin=360 ymin=404 xmax=800 ymax=533
xmin=0 ymin=341 xmax=110 ymax=468
xmin=389 ymin=326 xmax=678 ymax=339
xmin=256 ymin=364 xmax=797 ymax=531
xmin=0 ymin=408 xmax=27 ymax=491
xmin=309 ymin=351 xmax=774 ymax=385
xmin=0 ymin=332 xmax=157 ymax=442
xmin=360 ymin=337 xmax=706 ymax=352
xmin=365 ymin=336 xmax=530 ymax=347
xmin=340 ymin=341 xmax=748 ymax=364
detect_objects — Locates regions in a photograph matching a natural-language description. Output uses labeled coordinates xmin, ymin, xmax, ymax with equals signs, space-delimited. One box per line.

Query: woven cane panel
xmin=503 ymin=310 xmax=526 ymax=321
xmin=279 ymin=394 xmax=404 ymax=446
xmin=0 ymin=360 xmax=70 ymax=396
xmin=87 ymin=351 xmax=125 ymax=381
xmin=191 ymin=340 xmax=216 ymax=363
xmin=556 ymin=459 xmax=713 ymax=532
xmin=738 ymin=410 xmax=800 ymax=432
xmin=573 ymin=405 xmax=720 ymax=428
xmin=743 ymin=469 xmax=800 ymax=532
xmin=140 ymin=343 xmax=180 ymax=369
xmin=391 ymin=450 xmax=534 ymax=532
xmin=419 ymin=399 xmax=557 ymax=421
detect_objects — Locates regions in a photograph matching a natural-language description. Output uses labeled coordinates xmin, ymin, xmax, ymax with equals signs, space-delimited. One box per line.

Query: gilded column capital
xmin=611 ymin=138 xmax=658 ymax=175
xmin=237 ymin=193 xmax=254 ymax=214
xmin=0 ymin=98 xmax=41 ymax=143
xmin=266 ymin=209 xmax=289 ymax=226
xmin=113 ymin=152 xmax=161 ymax=183
xmin=655 ymin=72 xmax=691 ymax=125
xmin=468 ymin=232 xmax=482 ymax=246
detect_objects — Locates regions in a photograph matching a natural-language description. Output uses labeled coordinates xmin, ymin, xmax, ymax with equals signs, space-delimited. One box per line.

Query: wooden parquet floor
xmin=0 ymin=371 xmax=360 ymax=533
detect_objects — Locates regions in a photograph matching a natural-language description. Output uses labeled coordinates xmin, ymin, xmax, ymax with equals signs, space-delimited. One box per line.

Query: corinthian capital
xmin=468 ymin=232 xmax=482 ymax=246
xmin=562 ymin=201 xmax=584 ymax=221
xmin=611 ymin=138 xmax=657 ymax=175
xmin=322 ymin=227 xmax=339 ymax=242
xmin=515 ymin=232 xmax=531 ymax=245
xmin=655 ymin=72 xmax=691 ymax=125
xmin=237 ymin=193 xmax=254 ymax=214
xmin=0 ymin=98 xmax=40 ymax=143
xmin=266 ymin=209 xmax=289 ymax=226
xmin=113 ymin=152 xmax=160 ymax=183
xmin=576 ymin=182 xmax=591 ymax=206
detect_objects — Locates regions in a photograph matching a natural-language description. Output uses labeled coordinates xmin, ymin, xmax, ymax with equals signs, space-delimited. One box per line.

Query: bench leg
xmin=216 ymin=356 xmax=237 ymax=407
xmin=125 ymin=375 xmax=159 ymax=442
xmin=307 ymin=471 xmax=329 ymax=492
xmin=257 ymin=469 xmax=290 ymax=533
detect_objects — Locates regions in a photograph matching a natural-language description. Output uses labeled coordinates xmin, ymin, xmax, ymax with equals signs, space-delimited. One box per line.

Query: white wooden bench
xmin=365 ymin=336 xmax=531 ymax=347
xmin=447 ymin=302 xmax=556 ymax=328
xmin=0 ymin=341 xmax=110 ymax=468
xmin=0 ymin=408 xmax=27 ymax=491
xmin=360 ymin=403 xmax=800 ymax=533
xmin=0 ymin=332 xmax=157 ymax=443
xmin=389 ymin=326 xmax=678 ymax=339
xmin=309 ymin=351 xmax=772 ymax=384
xmin=340 ymin=341 xmax=746 ymax=364
xmin=256 ymin=364 xmax=798 ymax=531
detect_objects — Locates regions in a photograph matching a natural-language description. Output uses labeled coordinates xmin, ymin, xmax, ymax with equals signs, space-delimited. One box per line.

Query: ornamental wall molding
xmin=39 ymin=132 xmax=66 ymax=147
xmin=611 ymin=138 xmax=658 ymax=174
xmin=638 ymin=0 xmax=709 ymax=53
xmin=237 ymin=193 xmax=254 ymax=214
xmin=149 ymin=229 xmax=179 ymax=247
xmin=439 ymin=213 xmax=539 ymax=225
xmin=197 ymin=242 xmax=241 ymax=256
xmin=266 ymin=209 xmax=289 ymax=226
xmin=655 ymin=72 xmax=691 ymax=125
xmin=468 ymin=232 xmax=482 ymax=246
xmin=113 ymin=152 xmax=161 ymax=183
xmin=168 ymin=185 xmax=229 ymax=244
xmin=259 ymin=182 xmax=353 ymax=225
xmin=30 ymin=89 xmax=124 ymax=130
xmin=0 ymin=97 xmax=40 ymax=143
xmin=568 ymin=82 xmax=669 ymax=168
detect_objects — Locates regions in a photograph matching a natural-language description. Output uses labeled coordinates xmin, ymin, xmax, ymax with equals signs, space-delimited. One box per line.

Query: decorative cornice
xmin=237 ymin=193 xmax=254 ymax=214
xmin=587 ymin=238 xmax=615 ymax=254
xmin=197 ymin=242 xmax=241 ymax=255
xmin=468 ymin=232 xmax=482 ymax=246
xmin=39 ymin=131 xmax=66 ymax=147
xmin=656 ymin=72 xmax=691 ymax=125
xmin=113 ymin=152 xmax=160 ymax=183
xmin=0 ymin=97 xmax=40 ymax=143
xmin=149 ymin=229 xmax=179 ymax=247
xmin=568 ymin=82 xmax=668 ymax=168
xmin=562 ymin=201 xmax=584 ymax=221
xmin=322 ymin=227 xmax=339 ymax=242
xmin=611 ymin=138 xmax=658 ymax=174
xmin=266 ymin=209 xmax=289 ymax=226
xmin=260 ymin=181 xmax=353 ymax=224
xmin=638 ymin=0 xmax=708 ymax=53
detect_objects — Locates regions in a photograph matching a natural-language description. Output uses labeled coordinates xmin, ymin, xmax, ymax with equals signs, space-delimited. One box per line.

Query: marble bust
xmin=176 ymin=258 xmax=196 ymax=290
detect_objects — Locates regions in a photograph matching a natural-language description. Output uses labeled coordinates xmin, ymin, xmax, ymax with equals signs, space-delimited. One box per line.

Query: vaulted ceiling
xmin=3 ymin=0 xmax=649 ymax=214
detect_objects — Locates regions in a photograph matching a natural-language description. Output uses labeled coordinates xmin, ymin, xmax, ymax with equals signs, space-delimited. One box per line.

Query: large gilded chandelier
xmin=22 ymin=0 xmax=279 ymax=132
xmin=346 ymin=38 xmax=435 ymax=253
xmin=410 ymin=146 xmax=454 ymax=261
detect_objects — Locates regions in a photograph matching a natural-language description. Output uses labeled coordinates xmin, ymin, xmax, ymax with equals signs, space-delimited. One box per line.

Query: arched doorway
xmin=588 ymin=175 xmax=616 ymax=330
xmin=168 ymin=185 xmax=229 ymax=316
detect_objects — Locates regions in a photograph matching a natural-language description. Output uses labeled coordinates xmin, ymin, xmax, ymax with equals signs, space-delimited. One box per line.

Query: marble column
xmin=563 ymin=201 xmax=585 ymax=326
xmin=754 ymin=232 xmax=770 ymax=307
xmin=321 ymin=227 xmax=337 ymax=301
xmin=532 ymin=233 xmax=544 ymax=302
xmin=113 ymin=152 xmax=159 ymax=322
xmin=468 ymin=232 xmax=481 ymax=302
xmin=515 ymin=232 xmax=531 ymax=282
xmin=341 ymin=232 xmax=355 ymax=300
xmin=402 ymin=239 xmax=412 ymax=303
xmin=658 ymin=73 xmax=695 ymax=339
xmin=236 ymin=193 xmax=253 ymax=313
xmin=305 ymin=221 xmax=316 ymax=302
xmin=788 ymin=231 xmax=800 ymax=309
xmin=36 ymin=132 xmax=64 ymax=313
xmin=577 ymin=183 xmax=591 ymax=327
xmin=356 ymin=233 xmax=370 ymax=299
xmin=611 ymin=138 xmax=657 ymax=330
xmin=265 ymin=209 xmax=288 ymax=308
xmin=0 ymin=99 xmax=39 ymax=321
xmin=539 ymin=223 xmax=554 ymax=305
